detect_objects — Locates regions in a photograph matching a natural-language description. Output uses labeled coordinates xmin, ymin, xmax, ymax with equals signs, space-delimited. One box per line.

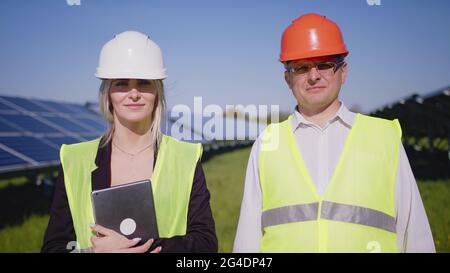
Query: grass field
xmin=0 ymin=147 xmax=449 ymax=252
xmin=417 ymin=180 xmax=450 ymax=251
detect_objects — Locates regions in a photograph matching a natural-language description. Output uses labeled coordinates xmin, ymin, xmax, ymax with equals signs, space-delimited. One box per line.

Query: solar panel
xmin=77 ymin=135 xmax=101 ymax=143
xmin=74 ymin=117 xmax=108 ymax=132
xmin=0 ymin=113 xmax=59 ymax=133
xmin=371 ymin=85 xmax=450 ymax=179
xmin=0 ymin=96 xmax=50 ymax=113
xmin=44 ymin=116 xmax=96 ymax=133
xmin=0 ymin=95 xmax=112 ymax=174
xmin=0 ymin=101 xmax=16 ymax=111
xmin=0 ymin=118 xmax=21 ymax=133
xmin=65 ymin=103 xmax=97 ymax=115
xmin=85 ymin=102 xmax=101 ymax=115
xmin=165 ymin=113 xmax=266 ymax=143
xmin=0 ymin=94 xmax=260 ymax=175
xmin=44 ymin=136 xmax=82 ymax=148
xmin=36 ymin=100 xmax=81 ymax=114
xmin=0 ymin=149 xmax=28 ymax=168
xmin=0 ymin=136 xmax=59 ymax=162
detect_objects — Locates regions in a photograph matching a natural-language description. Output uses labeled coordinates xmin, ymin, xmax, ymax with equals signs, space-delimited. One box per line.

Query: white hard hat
xmin=95 ymin=31 xmax=167 ymax=80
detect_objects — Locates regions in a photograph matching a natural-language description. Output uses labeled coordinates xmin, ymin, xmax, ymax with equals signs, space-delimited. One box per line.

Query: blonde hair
xmin=98 ymin=79 xmax=166 ymax=148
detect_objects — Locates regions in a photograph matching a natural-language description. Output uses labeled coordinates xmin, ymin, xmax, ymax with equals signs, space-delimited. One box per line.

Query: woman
xmin=41 ymin=31 xmax=218 ymax=253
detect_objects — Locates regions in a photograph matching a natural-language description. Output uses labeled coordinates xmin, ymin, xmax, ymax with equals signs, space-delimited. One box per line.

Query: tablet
xmin=91 ymin=179 xmax=159 ymax=243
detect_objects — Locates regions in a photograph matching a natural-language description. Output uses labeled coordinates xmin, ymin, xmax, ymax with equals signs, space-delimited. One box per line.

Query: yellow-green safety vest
xmin=60 ymin=134 xmax=202 ymax=249
xmin=259 ymin=114 xmax=401 ymax=252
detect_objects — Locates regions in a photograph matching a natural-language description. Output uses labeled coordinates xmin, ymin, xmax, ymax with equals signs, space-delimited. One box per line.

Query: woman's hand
xmin=90 ymin=224 xmax=162 ymax=253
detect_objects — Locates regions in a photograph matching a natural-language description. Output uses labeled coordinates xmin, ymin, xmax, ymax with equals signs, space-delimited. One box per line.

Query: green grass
xmin=0 ymin=147 xmax=449 ymax=252
xmin=418 ymin=180 xmax=450 ymax=252
xmin=0 ymin=177 xmax=28 ymax=190
xmin=204 ymin=147 xmax=251 ymax=253
xmin=0 ymin=214 xmax=49 ymax=252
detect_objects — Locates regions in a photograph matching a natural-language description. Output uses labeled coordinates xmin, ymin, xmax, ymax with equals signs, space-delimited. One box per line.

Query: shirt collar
xmin=292 ymin=101 xmax=356 ymax=132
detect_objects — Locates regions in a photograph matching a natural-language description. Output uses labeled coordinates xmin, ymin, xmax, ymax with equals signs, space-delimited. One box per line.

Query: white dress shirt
xmin=233 ymin=102 xmax=435 ymax=253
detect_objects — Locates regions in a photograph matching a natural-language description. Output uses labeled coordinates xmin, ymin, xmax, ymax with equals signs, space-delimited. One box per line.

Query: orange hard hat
xmin=279 ymin=13 xmax=349 ymax=62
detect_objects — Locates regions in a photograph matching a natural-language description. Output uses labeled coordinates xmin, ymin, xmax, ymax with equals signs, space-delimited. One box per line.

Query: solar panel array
xmin=371 ymin=85 xmax=450 ymax=179
xmin=0 ymin=95 xmax=266 ymax=175
xmin=0 ymin=95 xmax=107 ymax=174
xmin=161 ymin=114 xmax=267 ymax=143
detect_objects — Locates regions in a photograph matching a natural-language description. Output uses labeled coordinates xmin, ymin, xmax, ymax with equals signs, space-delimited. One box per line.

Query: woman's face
xmin=109 ymin=79 xmax=157 ymax=125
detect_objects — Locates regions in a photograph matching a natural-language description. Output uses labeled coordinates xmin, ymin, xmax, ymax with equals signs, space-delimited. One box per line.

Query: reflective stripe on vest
xmin=259 ymin=113 xmax=401 ymax=252
xmin=262 ymin=203 xmax=318 ymax=228
xmin=321 ymin=201 xmax=396 ymax=233
xmin=261 ymin=201 xmax=396 ymax=233
xmin=61 ymin=134 xmax=202 ymax=249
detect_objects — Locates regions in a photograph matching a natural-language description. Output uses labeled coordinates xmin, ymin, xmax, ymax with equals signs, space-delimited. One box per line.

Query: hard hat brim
xmin=95 ymin=70 xmax=168 ymax=80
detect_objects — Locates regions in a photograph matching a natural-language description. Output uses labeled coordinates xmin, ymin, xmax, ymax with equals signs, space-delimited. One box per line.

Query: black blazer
xmin=41 ymin=139 xmax=218 ymax=253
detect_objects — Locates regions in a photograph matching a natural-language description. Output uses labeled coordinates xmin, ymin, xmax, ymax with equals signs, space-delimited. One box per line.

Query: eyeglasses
xmin=286 ymin=61 xmax=345 ymax=77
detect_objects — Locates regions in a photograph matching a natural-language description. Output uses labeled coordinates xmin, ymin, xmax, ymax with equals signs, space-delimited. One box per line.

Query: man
xmin=233 ymin=13 xmax=435 ymax=252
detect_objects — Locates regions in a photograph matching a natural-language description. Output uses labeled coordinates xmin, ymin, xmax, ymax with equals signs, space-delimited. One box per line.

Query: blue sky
xmin=0 ymin=0 xmax=449 ymax=114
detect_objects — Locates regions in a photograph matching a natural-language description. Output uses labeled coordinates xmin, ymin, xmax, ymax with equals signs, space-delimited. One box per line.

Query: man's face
xmin=284 ymin=55 xmax=347 ymax=112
